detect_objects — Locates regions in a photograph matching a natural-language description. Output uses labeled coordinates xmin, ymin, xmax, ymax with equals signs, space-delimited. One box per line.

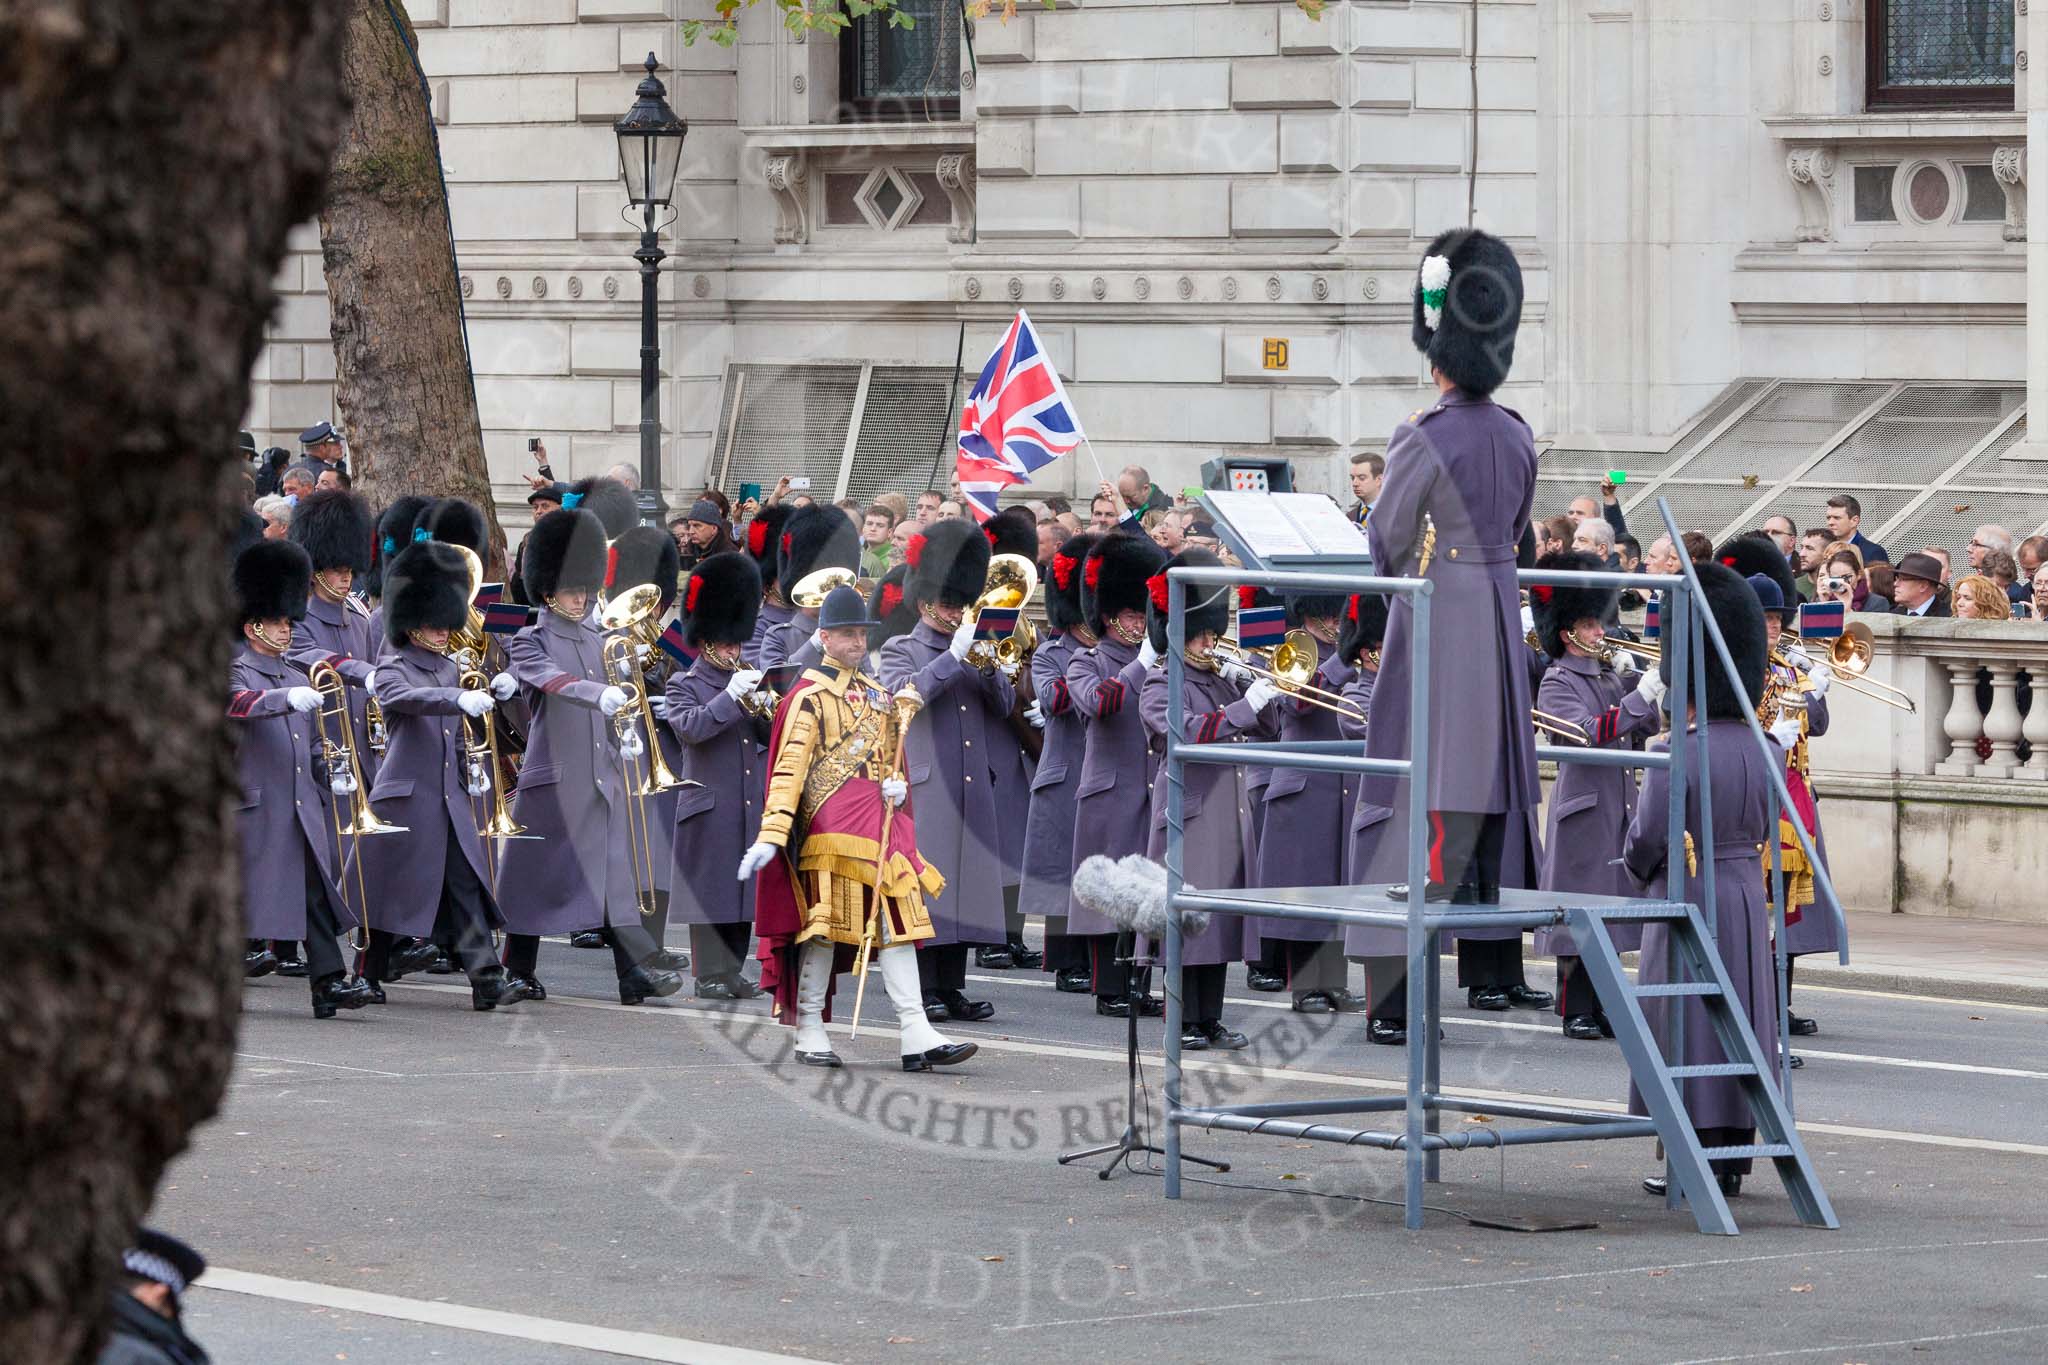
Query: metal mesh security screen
xmin=1659 ymin=383 xmax=1891 ymax=486
xmin=1879 ymin=0 xmax=2015 ymax=90
xmin=1954 ymin=415 xmax=2048 ymax=487
xmin=1801 ymin=385 xmax=2021 ymax=484
xmin=711 ymin=364 xmax=861 ymax=499
xmin=845 ymin=367 xmax=963 ymax=507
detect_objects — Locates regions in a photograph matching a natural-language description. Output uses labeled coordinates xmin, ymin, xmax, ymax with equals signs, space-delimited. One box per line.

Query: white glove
xmin=999 ymin=659 xmax=1020 ymax=680
xmin=949 ymin=615 xmax=977 ymax=661
xmin=1024 ymin=699 xmax=1046 ymax=729
xmin=881 ymin=776 xmax=908 ymax=806
xmin=1245 ymin=678 xmax=1282 ymax=713
xmin=725 ymin=667 xmax=764 ymax=701
xmin=1769 ymin=715 xmax=1804 ymax=750
xmin=1782 ymin=645 xmax=1814 ymax=670
xmin=362 ymin=669 xmax=379 ymax=699
xmin=1636 ymin=668 xmax=1667 ymax=708
xmin=598 ymin=685 xmax=629 ymax=717
xmin=618 ymin=725 xmax=645 ymax=761
xmin=1137 ymin=636 xmax=1160 ymax=669
xmin=647 ymin=694 xmax=669 ymax=720
xmin=457 ymin=689 xmax=495 ymax=718
xmin=489 ymin=671 xmax=517 ymax=701
xmin=1217 ymin=657 xmax=1256 ymax=689
xmin=736 ymin=841 xmax=777 ymax=881
xmin=1804 ymin=662 xmax=1832 ymax=697
xmin=328 ymin=764 xmax=358 ymax=797
xmin=1611 ymin=650 xmax=1640 ymax=677
xmin=286 ymin=686 xmax=322 ymax=714
xmin=1520 ymin=604 xmax=1536 ymax=635
xmin=637 ymin=644 xmax=655 ymax=670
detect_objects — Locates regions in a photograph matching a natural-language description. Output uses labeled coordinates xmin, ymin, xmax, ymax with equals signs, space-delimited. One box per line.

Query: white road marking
xmin=196 ymin=1267 xmax=825 ymax=1364
xmin=993 ymin=1236 xmax=2048 ymax=1332
xmin=234 ymin=1053 xmax=406 ymax=1078
xmin=1669 ymin=1321 xmax=2048 ymax=1364
xmin=380 ymin=981 xmax=2048 ymax=1158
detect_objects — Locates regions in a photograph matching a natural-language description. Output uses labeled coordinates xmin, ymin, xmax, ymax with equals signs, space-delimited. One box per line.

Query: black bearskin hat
xmin=228 ymin=508 xmax=266 ymax=566
xmin=523 ymin=507 xmax=609 ymax=603
xmin=381 ymin=541 xmax=472 ymax=646
xmin=414 ymin=497 xmax=487 ymax=556
xmin=906 ymin=518 xmax=991 ymax=608
xmin=777 ymin=504 xmax=860 ymax=595
xmin=368 ymin=494 xmax=431 ymax=600
xmin=983 ymin=506 xmax=1039 ymax=562
xmin=1081 ymin=532 xmax=1166 ymax=634
xmin=608 ymin=524 xmax=682 ymax=614
xmin=1284 ymin=590 xmax=1348 ymax=628
xmin=1714 ymin=532 xmax=1797 ymax=620
xmin=1145 ymin=547 xmax=1231 ymax=655
xmin=681 ymin=552 xmax=762 ymax=649
xmin=1528 ymin=551 xmax=1616 ymax=660
xmin=232 ymin=540 xmax=312 ymax=635
xmin=744 ymin=504 xmax=793 ymax=589
xmin=566 ymin=477 xmax=639 ymax=539
xmin=1337 ymin=592 xmax=1390 ymax=667
xmin=1658 ymin=560 xmax=1766 ymax=723
xmin=1411 ymin=227 xmax=1523 ymax=396
xmin=1046 ymin=531 xmax=1102 ymax=633
xmin=289 ymin=488 xmax=373 ymax=573
xmin=868 ymin=563 xmax=917 ymax=652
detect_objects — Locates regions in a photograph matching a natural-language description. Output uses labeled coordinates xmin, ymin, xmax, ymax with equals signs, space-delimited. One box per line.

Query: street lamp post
xmin=614 ymin=53 xmax=688 ymax=528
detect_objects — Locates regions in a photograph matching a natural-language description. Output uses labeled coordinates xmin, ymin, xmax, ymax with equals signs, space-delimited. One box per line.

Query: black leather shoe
xmin=424 ymin=949 xmax=459 ymax=975
xmin=1388 ymin=881 xmax=1459 ymax=904
xmin=1642 ymin=1175 xmax=1670 ymax=1198
xmin=1291 ymin=991 xmax=1332 ymax=1015
xmin=1245 ymin=966 xmax=1287 ymax=992
xmin=243 ymin=948 xmax=279 ymax=979
xmin=1788 ymin=1014 xmax=1818 ymax=1037
xmin=1178 ymin=1026 xmax=1211 ymax=1051
xmin=975 ymin=945 xmax=1015 ymax=969
xmin=386 ymin=940 xmax=442 ymax=981
xmin=1788 ymin=1053 xmax=1805 ymax=1069
xmin=1136 ymin=995 xmax=1164 ymax=1018
xmin=1199 ymin=1022 xmax=1250 ymax=1051
xmin=498 ymin=973 xmax=544 ymax=1001
xmin=1368 ymin=1017 xmax=1407 ymax=1045
xmin=570 ymin=930 xmax=606 ymax=950
xmin=694 ymin=976 xmax=741 ymax=1001
xmin=796 ymin=1049 xmax=843 ymax=1068
xmin=1096 ymin=996 xmax=1131 ymax=1018
xmin=1323 ymin=988 xmax=1367 ymax=1013
xmin=902 ymin=1041 xmax=978 ymax=1072
xmin=1718 ymin=1172 xmax=1744 ymax=1197
xmin=1505 ymin=984 xmax=1554 ymax=1010
xmin=276 ymin=957 xmax=309 ymax=979
xmin=1010 ymin=941 xmax=1044 ymax=970
xmin=924 ymin=992 xmax=949 ymax=1023
xmin=647 ymin=947 xmax=689 ymax=972
xmin=363 ymin=981 xmax=387 ymax=1006
xmin=727 ymin=975 xmax=763 ymax=999
xmin=1054 ymin=965 xmax=1092 ymax=993
xmin=311 ymin=974 xmax=374 ymax=1019
xmin=619 ymin=966 xmax=683 ymax=1005
xmin=1467 ymin=986 xmax=1510 ymax=1011
xmin=1472 ymin=882 xmax=1501 ymax=905
xmin=938 ymin=989 xmax=995 ymax=1022
xmin=476 ymin=973 xmax=535 ymax=1011
xmin=1563 ymin=1013 xmax=1605 ymax=1041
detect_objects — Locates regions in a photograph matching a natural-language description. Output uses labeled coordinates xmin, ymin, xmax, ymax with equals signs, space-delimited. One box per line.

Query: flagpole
xmin=930 ymin=320 xmax=968 ymax=494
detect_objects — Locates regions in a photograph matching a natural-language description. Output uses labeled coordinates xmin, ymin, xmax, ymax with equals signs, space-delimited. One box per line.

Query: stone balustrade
xmin=1806 ymin=614 xmax=2048 ymax=927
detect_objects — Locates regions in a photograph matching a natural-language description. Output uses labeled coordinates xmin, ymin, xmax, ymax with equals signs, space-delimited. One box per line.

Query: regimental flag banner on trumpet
xmin=1237 ymin=606 xmax=1288 ymax=649
xmin=1799 ymin=601 xmax=1845 ymax=641
xmin=972 ymin=606 xmax=1021 ymax=642
xmin=955 ymin=309 xmax=1089 ymax=525
xmin=475 ymin=581 xmax=505 ymax=609
xmin=1644 ymin=599 xmax=1661 ymax=641
xmin=657 ymin=618 xmax=695 ymax=668
xmin=483 ymin=602 xmax=533 ymax=635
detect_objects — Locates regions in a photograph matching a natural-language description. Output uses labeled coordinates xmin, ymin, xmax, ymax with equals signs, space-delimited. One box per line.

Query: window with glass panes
xmin=1866 ymin=0 xmax=2015 ymax=108
xmin=838 ymin=0 xmax=961 ymax=122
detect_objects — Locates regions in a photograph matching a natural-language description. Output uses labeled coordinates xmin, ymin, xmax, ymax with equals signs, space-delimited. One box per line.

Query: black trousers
xmin=917 ymin=942 xmax=971 ymax=993
xmin=1282 ymin=939 xmax=1347 ymax=994
xmin=360 ymin=833 xmax=502 ymax=985
xmin=643 ymin=889 xmax=670 ymax=960
xmin=1003 ymin=882 xmax=1025 ymax=944
xmin=1181 ymin=961 xmax=1226 ymax=1025
xmin=504 ymin=920 xmax=654 ymax=980
xmin=1455 ymin=936 xmax=1529 ymax=990
xmin=1358 ymin=956 xmax=1407 ymax=1023
xmin=1042 ymin=919 xmax=1087 ymax=973
xmin=690 ymin=920 xmax=752 ymax=981
xmin=1557 ymin=955 xmax=1600 ymax=1017
xmin=1087 ymin=933 xmax=1138 ymax=1003
xmin=300 ymin=847 xmax=346 ymax=984
xmin=1428 ymin=810 xmax=1506 ymax=890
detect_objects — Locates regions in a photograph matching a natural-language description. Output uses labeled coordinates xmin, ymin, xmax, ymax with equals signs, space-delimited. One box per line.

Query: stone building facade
xmin=244 ymin=0 xmax=2048 ymax=553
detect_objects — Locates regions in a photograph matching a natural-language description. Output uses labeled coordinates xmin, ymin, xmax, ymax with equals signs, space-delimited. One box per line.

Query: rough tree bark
xmin=0 ymin=2 xmax=348 ymax=1359
xmin=321 ymin=0 xmax=508 ymax=577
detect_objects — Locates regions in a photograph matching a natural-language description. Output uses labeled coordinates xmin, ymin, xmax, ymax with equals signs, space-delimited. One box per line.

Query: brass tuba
xmin=966 ymin=552 xmax=1039 ymax=670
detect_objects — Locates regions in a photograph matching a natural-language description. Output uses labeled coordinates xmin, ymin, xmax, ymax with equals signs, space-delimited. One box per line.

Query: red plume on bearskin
xmin=1238 ymin=584 xmax=1256 ymax=609
xmin=906 ymin=533 xmax=926 ymax=568
xmin=1052 ymin=552 xmax=1077 ymax=591
xmin=1347 ymin=594 xmax=1359 ymax=622
xmin=1720 ymin=555 xmax=1738 ymax=568
xmin=685 ymin=574 xmax=703 ymax=615
xmin=749 ymin=520 xmax=769 ymax=556
xmin=880 ymin=581 xmax=904 ymax=617
xmin=605 ymin=543 xmax=620 ymax=590
xmin=782 ymin=530 xmax=794 ymax=558
xmin=1530 ymin=584 xmax=1554 ymax=605
xmin=1085 ymin=556 xmax=1102 ymax=590
xmin=985 ymin=527 xmax=998 ymax=548
xmin=1148 ymin=572 xmax=1170 ymax=613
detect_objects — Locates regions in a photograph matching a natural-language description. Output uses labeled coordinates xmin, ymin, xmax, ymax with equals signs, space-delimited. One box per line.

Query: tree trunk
xmin=321 ymin=0 xmax=508 ymax=578
xmin=0 ymin=3 xmax=348 ymax=1359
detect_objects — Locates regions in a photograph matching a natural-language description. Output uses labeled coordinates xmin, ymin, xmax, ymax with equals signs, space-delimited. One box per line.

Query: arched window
xmin=1867 ymin=0 xmax=2016 ymax=108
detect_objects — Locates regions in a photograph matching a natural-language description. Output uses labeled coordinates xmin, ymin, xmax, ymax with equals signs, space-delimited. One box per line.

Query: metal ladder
xmin=1571 ymin=904 xmax=1840 ymax=1236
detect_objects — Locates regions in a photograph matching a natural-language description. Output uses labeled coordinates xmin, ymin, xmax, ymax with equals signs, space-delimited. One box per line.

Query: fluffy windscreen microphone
xmin=1072 ymin=854 xmax=1209 ymax=938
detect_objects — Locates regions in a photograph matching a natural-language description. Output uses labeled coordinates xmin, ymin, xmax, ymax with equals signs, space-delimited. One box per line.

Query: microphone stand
xmin=1057 ymin=929 xmax=1230 ymax=1180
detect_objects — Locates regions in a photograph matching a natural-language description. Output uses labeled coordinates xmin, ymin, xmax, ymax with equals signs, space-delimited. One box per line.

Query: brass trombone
xmin=457 ymin=660 xmax=533 ymax=861
xmin=1781 ymin=621 xmax=1916 ymax=712
xmin=965 ymin=553 xmax=1040 ymax=670
xmin=1211 ymin=629 xmax=1366 ymax=721
xmin=601 ymin=584 xmax=695 ymax=918
xmin=306 ymin=660 xmax=405 ymax=947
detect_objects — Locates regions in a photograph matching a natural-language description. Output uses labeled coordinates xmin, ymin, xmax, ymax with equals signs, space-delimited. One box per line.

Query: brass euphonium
xmin=789 ymin=566 xmax=859 ymax=611
xmin=966 ymin=553 xmax=1039 ymax=670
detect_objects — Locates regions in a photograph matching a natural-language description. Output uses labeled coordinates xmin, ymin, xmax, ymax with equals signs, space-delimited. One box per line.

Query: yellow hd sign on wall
xmin=1262 ymin=338 xmax=1289 ymax=370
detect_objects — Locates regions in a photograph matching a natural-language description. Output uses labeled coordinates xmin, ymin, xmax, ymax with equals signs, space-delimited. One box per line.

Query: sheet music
xmin=1205 ymin=491 xmax=1314 ymax=557
xmin=1277 ymin=493 xmax=1370 ymax=556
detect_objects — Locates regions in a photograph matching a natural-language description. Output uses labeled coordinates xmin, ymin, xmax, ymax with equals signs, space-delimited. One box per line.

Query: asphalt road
xmin=158 ymin=935 xmax=2048 ymax=1364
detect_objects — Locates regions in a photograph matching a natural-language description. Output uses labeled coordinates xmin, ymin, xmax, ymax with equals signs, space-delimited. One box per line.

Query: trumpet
xmin=306 ymin=660 xmax=405 ymax=947
xmin=789 ymin=566 xmax=858 ymax=611
xmin=1211 ymin=629 xmax=1366 ymax=721
xmin=601 ymin=584 xmax=693 ymax=919
xmin=965 ymin=553 xmax=1039 ymax=670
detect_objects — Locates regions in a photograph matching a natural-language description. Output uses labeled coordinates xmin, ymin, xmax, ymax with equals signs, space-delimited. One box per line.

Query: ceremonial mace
xmin=849 ymin=683 xmax=924 ymax=1039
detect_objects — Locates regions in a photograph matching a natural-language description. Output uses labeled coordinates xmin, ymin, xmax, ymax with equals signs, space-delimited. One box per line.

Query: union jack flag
xmin=955 ymin=310 xmax=1088 ymax=523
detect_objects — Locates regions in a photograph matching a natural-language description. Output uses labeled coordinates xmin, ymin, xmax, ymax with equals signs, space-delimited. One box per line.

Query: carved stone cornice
xmin=1993 ymin=144 xmax=2026 ymax=243
xmin=935 ymin=153 xmax=975 ymax=245
xmin=1785 ymin=145 xmax=1838 ymax=244
xmin=763 ymin=150 xmax=809 ymax=245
